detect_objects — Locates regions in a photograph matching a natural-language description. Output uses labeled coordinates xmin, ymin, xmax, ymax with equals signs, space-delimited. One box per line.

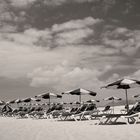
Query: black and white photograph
xmin=0 ymin=0 xmax=140 ymax=140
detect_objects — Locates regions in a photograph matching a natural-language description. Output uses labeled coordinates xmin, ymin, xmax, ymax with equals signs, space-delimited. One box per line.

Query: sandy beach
xmin=0 ymin=117 xmax=140 ymax=140
xmin=0 ymin=105 xmax=140 ymax=140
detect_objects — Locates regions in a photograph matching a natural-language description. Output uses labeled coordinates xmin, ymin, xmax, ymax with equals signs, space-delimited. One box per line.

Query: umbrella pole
xmin=113 ymin=100 xmax=114 ymax=114
xmin=79 ymin=94 xmax=81 ymax=105
xmin=125 ymin=89 xmax=129 ymax=113
xmin=49 ymin=97 xmax=50 ymax=109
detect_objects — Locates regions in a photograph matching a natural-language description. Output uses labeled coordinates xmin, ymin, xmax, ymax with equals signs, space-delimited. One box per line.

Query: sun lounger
xmin=96 ymin=114 xmax=126 ymax=125
xmin=71 ymin=104 xmax=98 ymax=121
xmin=102 ymin=105 xmax=113 ymax=114
xmin=96 ymin=102 xmax=140 ymax=125
xmin=46 ymin=104 xmax=64 ymax=119
xmin=121 ymin=112 xmax=140 ymax=124
xmin=59 ymin=104 xmax=88 ymax=121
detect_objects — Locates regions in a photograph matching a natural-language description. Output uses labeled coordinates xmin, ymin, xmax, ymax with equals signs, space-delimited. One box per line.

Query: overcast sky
xmin=0 ymin=0 xmax=140 ymax=102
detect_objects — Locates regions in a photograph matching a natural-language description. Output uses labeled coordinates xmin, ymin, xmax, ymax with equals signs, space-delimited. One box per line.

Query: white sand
xmin=0 ymin=105 xmax=139 ymax=140
xmin=0 ymin=117 xmax=140 ymax=140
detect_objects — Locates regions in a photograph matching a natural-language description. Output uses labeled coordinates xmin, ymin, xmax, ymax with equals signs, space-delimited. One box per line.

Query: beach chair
xmin=58 ymin=107 xmax=79 ymax=120
xmin=48 ymin=104 xmax=64 ymax=119
xmin=102 ymin=106 xmax=112 ymax=114
xmin=97 ymin=102 xmax=140 ymax=125
xmin=46 ymin=104 xmax=63 ymax=119
xmin=121 ymin=112 xmax=140 ymax=124
xmin=86 ymin=106 xmax=112 ymax=121
xmin=71 ymin=103 xmax=99 ymax=121
xmin=28 ymin=107 xmax=45 ymax=119
xmin=2 ymin=105 xmax=13 ymax=117
xmin=59 ymin=104 xmax=88 ymax=121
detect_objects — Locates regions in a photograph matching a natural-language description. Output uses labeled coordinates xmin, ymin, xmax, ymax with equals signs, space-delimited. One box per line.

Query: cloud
xmin=4 ymin=28 xmax=52 ymax=46
xmin=3 ymin=17 xmax=101 ymax=48
xmin=8 ymin=0 xmax=97 ymax=8
xmin=55 ymin=28 xmax=93 ymax=45
xmin=52 ymin=17 xmax=101 ymax=32
xmin=0 ymin=1 xmax=27 ymax=32
xmin=51 ymin=17 xmax=102 ymax=46
xmin=9 ymin=0 xmax=36 ymax=8
xmin=0 ymin=31 xmax=119 ymax=84
xmin=0 ymin=1 xmax=14 ymax=27
xmin=130 ymin=69 xmax=140 ymax=80
xmin=43 ymin=0 xmax=67 ymax=6
xmin=0 ymin=24 xmax=17 ymax=33
xmin=102 ymin=27 xmax=140 ymax=56
xmin=0 ymin=14 xmax=139 ymax=92
xmin=28 ymin=65 xmax=106 ymax=91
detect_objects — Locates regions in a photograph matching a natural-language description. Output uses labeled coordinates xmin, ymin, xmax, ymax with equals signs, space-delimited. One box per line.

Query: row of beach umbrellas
xmin=1 ymin=78 xmax=140 ymax=113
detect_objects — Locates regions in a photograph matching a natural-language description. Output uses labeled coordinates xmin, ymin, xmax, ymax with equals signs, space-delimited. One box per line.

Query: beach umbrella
xmin=86 ymin=99 xmax=100 ymax=103
xmin=35 ymin=99 xmax=41 ymax=102
xmin=30 ymin=98 xmax=41 ymax=106
xmin=21 ymin=98 xmax=33 ymax=106
xmin=62 ymin=88 xmax=96 ymax=104
xmin=132 ymin=94 xmax=140 ymax=102
xmin=15 ymin=99 xmax=22 ymax=103
xmin=35 ymin=93 xmax=62 ymax=108
xmin=7 ymin=99 xmax=16 ymax=104
xmin=30 ymin=98 xmax=41 ymax=102
xmin=102 ymin=78 xmax=140 ymax=113
xmin=73 ymin=101 xmax=81 ymax=104
xmin=69 ymin=101 xmax=80 ymax=105
xmin=133 ymin=94 xmax=140 ymax=98
xmin=0 ymin=100 xmax=6 ymax=106
xmin=14 ymin=99 xmax=22 ymax=107
xmin=6 ymin=99 xmax=22 ymax=105
xmin=22 ymin=98 xmax=32 ymax=103
xmin=104 ymin=96 xmax=122 ymax=113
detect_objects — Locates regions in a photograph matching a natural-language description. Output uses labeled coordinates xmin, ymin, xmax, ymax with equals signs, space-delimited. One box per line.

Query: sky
xmin=0 ymin=0 xmax=140 ymax=103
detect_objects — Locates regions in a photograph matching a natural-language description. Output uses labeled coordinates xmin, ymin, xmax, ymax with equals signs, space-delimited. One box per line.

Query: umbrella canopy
xmin=7 ymin=99 xmax=22 ymax=104
xmin=73 ymin=101 xmax=81 ymax=104
xmin=6 ymin=99 xmax=22 ymax=108
xmin=103 ymin=78 xmax=140 ymax=89
xmin=22 ymin=98 xmax=32 ymax=103
xmin=34 ymin=99 xmax=41 ymax=102
xmin=35 ymin=93 xmax=62 ymax=107
xmin=102 ymin=78 xmax=140 ymax=113
xmin=133 ymin=94 xmax=140 ymax=98
xmin=7 ymin=99 xmax=16 ymax=104
xmin=30 ymin=98 xmax=41 ymax=102
xmin=133 ymin=94 xmax=140 ymax=102
xmin=15 ymin=99 xmax=22 ymax=104
xmin=0 ymin=100 xmax=5 ymax=106
xmin=104 ymin=96 xmax=122 ymax=101
xmin=62 ymin=88 xmax=96 ymax=103
xmin=86 ymin=99 xmax=100 ymax=103
xmin=36 ymin=93 xmax=62 ymax=99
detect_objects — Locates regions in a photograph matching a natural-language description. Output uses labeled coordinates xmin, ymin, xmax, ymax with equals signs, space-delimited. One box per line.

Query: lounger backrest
xmin=2 ymin=105 xmax=13 ymax=112
xmin=86 ymin=104 xmax=96 ymax=111
xmin=55 ymin=105 xmax=63 ymax=110
xmin=103 ymin=106 xmax=110 ymax=112
xmin=127 ymin=102 xmax=140 ymax=115
xmin=75 ymin=104 xmax=88 ymax=114
xmin=70 ymin=107 xmax=78 ymax=113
